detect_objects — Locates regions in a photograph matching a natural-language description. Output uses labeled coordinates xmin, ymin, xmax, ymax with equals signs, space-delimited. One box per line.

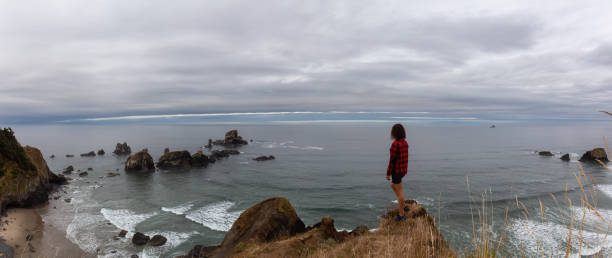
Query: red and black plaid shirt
xmin=387 ymin=139 xmax=409 ymax=176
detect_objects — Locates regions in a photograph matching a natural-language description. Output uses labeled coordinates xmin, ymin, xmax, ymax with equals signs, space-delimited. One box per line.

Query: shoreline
xmin=0 ymin=207 xmax=88 ymax=258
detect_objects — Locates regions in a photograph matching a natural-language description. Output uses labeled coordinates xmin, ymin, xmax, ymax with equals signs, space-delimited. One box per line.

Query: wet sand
xmin=0 ymin=208 xmax=89 ymax=258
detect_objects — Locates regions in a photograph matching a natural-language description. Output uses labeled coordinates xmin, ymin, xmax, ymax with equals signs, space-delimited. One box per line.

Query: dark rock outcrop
xmin=191 ymin=151 xmax=211 ymax=168
xmin=149 ymin=235 xmax=167 ymax=246
xmin=107 ymin=172 xmax=120 ymax=177
xmin=253 ymin=155 xmax=275 ymax=161
xmin=181 ymin=197 xmax=305 ymax=257
xmin=350 ymin=225 xmax=370 ymax=236
xmin=157 ymin=150 xmax=192 ymax=170
xmin=97 ymin=149 xmax=105 ymax=155
xmin=213 ymin=130 xmax=248 ymax=146
xmin=132 ymin=232 xmax=149 ymax=245
xmin=211 ymin=150 xmax=240 ymax=160
xmin=579 ymin=148 xmax=609 ymax=163
xmin=125 ymin=150 xmax=155 ymax=172
xmin=560 ymin=153 xmax=570 ymax=161
xmin=113 ymin=142 xmax=132 ymax=155
xmin=49 ymin=155 xmax=55 ymax=159
xmin=63 ymin=165 xmax=74 ymax=174
xmin=118 ymin=230 xmax=128 ymax=237
xmin=164 ymin=148 xmax=170 ymax=154
xmin=0 ymin=128 xmax=65 ymax=214
xmin=80 ymin=151 xmax=96 ymax=157
xmin=65 ymin=154 xmax=74 ymax=158
xmin=538 ymin=151 xmax=554 ymax=156
xmin=78 ymin=172 xmax=88 ymax=177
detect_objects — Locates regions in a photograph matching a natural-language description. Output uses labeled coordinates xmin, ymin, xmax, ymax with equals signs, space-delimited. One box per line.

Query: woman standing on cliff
xmin=387 ymin=123 xmax=409 ymax=222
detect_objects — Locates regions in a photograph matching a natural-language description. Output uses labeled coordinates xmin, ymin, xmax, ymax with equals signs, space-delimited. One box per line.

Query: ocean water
xmin=9 ymin=122 xmax=612 ymax=257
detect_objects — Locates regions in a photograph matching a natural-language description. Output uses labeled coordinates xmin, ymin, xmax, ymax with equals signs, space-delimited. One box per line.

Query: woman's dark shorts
xmin=391 ymin=173 xmax=404 ymax=184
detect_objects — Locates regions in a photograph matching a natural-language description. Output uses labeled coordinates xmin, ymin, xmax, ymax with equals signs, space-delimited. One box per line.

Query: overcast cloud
xmin=1 ymin=0 xmax=611 ymax=123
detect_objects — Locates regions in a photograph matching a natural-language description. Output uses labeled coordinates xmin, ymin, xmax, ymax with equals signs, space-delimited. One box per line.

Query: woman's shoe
xmin=394 ymin=215 xmax=406 ymax=222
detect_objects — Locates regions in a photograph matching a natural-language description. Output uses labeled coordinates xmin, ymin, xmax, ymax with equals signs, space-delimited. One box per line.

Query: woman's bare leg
xmin=391 ymin=183 xmax=405 ymax=217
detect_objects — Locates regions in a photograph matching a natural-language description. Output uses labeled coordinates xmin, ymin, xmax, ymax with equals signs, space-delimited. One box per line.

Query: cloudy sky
xmin=1 ymin=0 xmax=611 ymax=123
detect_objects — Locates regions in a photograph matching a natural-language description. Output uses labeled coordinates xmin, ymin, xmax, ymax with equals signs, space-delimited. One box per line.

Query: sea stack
xmin=113 ymin=142 xmax=132 ymax=155
xmin=125 ymin=149 xmax=155 ymax=172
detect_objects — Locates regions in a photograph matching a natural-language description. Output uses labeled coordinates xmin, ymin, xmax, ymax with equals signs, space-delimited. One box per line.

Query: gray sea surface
xmin=10 ymin=123 xmax=612 ymax=257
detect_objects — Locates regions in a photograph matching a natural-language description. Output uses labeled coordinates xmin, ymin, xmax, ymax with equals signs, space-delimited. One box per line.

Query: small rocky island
xmin=113 ymin=142 xmax=132 ymax=155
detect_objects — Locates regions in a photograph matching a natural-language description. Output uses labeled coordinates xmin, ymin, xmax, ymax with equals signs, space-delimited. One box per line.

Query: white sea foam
xmin=66 ymin=212 xmax=105 ymax=253
xmin=509 ymin=207 xmax=612 ymax=257
xmin=185 ymin=201 xmax=243 ymax=232
xmin=161 ymin=203 xmax=194 ymax=215
xmin=100 ymin=208 xmax=158 ymax=232
xmin=597 ymin=185 xmax=612 ymax=198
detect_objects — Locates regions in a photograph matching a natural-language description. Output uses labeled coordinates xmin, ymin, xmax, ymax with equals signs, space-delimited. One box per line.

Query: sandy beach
xmin=0 ymin=208 xmax=89 ymax=258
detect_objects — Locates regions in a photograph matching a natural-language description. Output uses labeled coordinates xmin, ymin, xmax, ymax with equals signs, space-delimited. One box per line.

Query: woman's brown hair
xmin=391 ymin=123 xmax=406 ymax=140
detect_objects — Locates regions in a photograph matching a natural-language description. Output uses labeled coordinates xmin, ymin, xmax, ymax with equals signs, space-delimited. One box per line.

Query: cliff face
xmin=0 ymin=128 xmax=65 ymax=214
xmin=180 ymin=198 xmax=455 ymax=258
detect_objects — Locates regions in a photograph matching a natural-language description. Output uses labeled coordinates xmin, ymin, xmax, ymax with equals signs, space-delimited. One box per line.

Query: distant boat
xmin=490 ymin=125 xmax=496 ymax=128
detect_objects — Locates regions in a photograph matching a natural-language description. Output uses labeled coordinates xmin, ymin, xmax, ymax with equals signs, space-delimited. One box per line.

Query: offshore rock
xmin=97 ymin=149 xmax=105 ymax=155
xmin=132 ymin=232 xmax=149 ymax=245
xmin=580 ymin=148 xmax=609 ymax=163
xmin=191 ymin=151 xmax=211 ymax=168
xmin=80 ymin=151 xmax=96 ymax=157
xmin=213 ymin=130 xmax=248 ymax=146
xmin=211 ymin=150 xmax=240 ymax=160
xmin=125 ymin=150 xmax=155 ymax=172
xmin=113 ymin=142 xmax=132 ymax=155
xmin=538 ymin=151 xmax=554 ymax=156
xmin=560 ymin=153 xmax=570 ymax=161
xmin=158 ymin=150 xmax=192 ymax=170
xmin=149 ymin=235 xmax=167 ymax=246
xmin=253 ymin=155 xmax=275 ymax=161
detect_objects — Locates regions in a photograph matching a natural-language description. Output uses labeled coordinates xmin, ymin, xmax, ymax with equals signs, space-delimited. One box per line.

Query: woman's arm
xmin=387 ymin=142 xmax=397 ymax=177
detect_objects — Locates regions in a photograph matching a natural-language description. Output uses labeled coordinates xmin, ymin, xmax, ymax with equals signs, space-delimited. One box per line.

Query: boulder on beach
xmin=560 ymin=153 xmax=570 ymax=161
xmin=132 ymin=232 xmax=150 ymax=245
xmin=97 ymin=149 xmax=105 ymax=155
xmin=149 ymin=235 xmax=167 ymax=246
xmin=253 ymin=155 xmax=275 ymax=161
xmin=538 ymin=151 xmax=554 ymax=156
xmin=191 ymin=151 xmax=211 ymax=167
xmin=125 ymin=150 xmax=155 ymax=172
xmin=113 ymin=142 xmax=132 ymax=155
xmin=80 ymin=151 xmax=96 ymax=157
xmin=158 ymin=150 xmax=193 ymax=170
xmin=213 ymin=130 xmax=248 ymax=146
xmin=579 ymin=148 xmax=609 ymax=163
xmin=78 ymin=172 xmax=88 ymax=177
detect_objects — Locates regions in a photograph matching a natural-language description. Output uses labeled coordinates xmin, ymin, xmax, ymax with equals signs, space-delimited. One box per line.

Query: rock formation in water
xmin=65 ymin=154 xmax=74 ymax=158
xmin=253 ymin=155 xmax=275 ymax=161
xmin=579 ymin=148 xmax=609 ymax=163
xmin=0 ymin=128 xmax=67 ymax=214
xmin=113 ymin=142 xmax=132 ymax=155
xmin=191 ymin=151 xmax=211 ymax=168
xmin=63 ymin=165 xmax=74 ymax=174
xmin=97 ymin=149 xmax=105 ymax=155
xmin=125 ymin=150 xmax=155 ymax=172
xmin=211 ymin=150 xmax=240 ymax=160
xmin=538 ymin=151 xmax=554 ymax=156
xmin=149 ymin=235 xmax=167 ymax=246
xmin=179 ymin=197 xmax=454 ymax=258
xmin=560 ymin=153 xmax=570 ymax=161
xmin=157 ymin=150 xmax=193 ymax=170
xmin=80 ymin=151 xmax=96 ymax=157
xmin=132 ymin=232 xmax=149 ymax=245
xmin=213 ymin=130 xmax=248 ymax=146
